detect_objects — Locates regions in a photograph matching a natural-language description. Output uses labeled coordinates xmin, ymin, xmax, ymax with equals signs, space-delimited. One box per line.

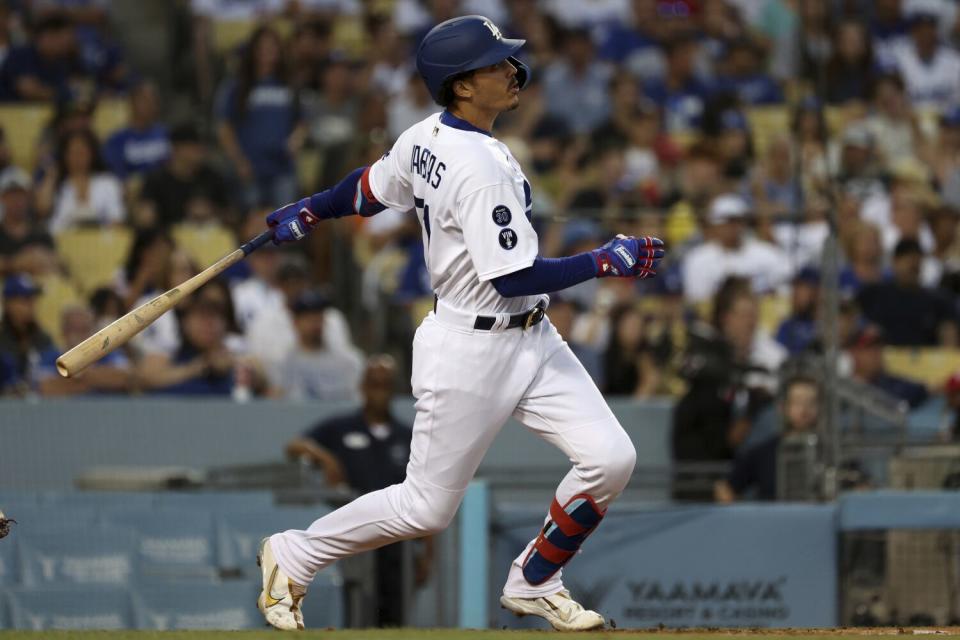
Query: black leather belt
xmin=474 ymin=301 xmax=546 ymax=331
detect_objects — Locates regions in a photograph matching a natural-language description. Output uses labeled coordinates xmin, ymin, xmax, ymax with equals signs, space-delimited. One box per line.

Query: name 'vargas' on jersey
xmin=366 ymin=112 xmax=539 ymax=315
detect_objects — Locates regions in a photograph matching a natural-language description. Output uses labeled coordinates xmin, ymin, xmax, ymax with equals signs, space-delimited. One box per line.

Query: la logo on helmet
xmin=483 ymin=19 xmax=502 ymax=40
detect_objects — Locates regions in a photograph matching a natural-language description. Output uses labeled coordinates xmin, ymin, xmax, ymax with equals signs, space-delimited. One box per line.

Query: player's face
xmin=467 ymin=59 xmax=521 ymax=113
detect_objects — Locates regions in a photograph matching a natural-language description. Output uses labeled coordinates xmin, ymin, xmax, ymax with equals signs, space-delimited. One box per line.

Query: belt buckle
xmin=524 ymin=307 xmax=544 ymax=330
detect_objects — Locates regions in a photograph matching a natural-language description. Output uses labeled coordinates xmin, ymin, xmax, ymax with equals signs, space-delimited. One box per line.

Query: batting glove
xmin=266 ymin=197 xmax=322 ymax=245
xmin=591 ymin=235 xmax=665 ymax=279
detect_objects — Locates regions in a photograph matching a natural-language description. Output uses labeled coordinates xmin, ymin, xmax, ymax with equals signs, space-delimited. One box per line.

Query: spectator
xmin=870 ymin=0 xmax=908 ymax=68
xmin=138 ymin=292 xmax=262 ymax=396
xmin=889 ymin=4 xmax=960 ymax=110
xmin=847 ymin=324 xmax=929 ymax=408
xmin=835 ymin=123 xmax=885 ymax=203
xmin=770 ymin=189 xmax=830 ymax=268
xmin=0 ymin=168 xmax=53 ymax=277
xmin=682 ymin=194 xmax=792 ymax=303
xmin=88 ymin=284 xmax=124 ymax=330
xmin=673 ymin=278 xmax=786 ymax=470
xmin=775 ymin=267 xmax=820 ymax=355
xmin=285 ymin=355 xmax=431 ymax=625
xmin=857 ymin=237 xmax=957 ymax=346
xmin=231 ymin=217 xmax=284 ymax=332
xmin=931 ymin=106 xmax=960 ymax=209
xmin=791 ymin=98 xmax=830 ymax=196
xmin=926 ymin=205 xmax=960 ymax=288
xmin=944 ymin=370 xmax=960 ymax=440
xmin=268 ymin=289 xmax=363 ymax=401
xmin=37 ymin=128 xmax=124 ymax=233
xmin=839 ymin=220 xmax=888 ymax=297
xmin=643 ymin=34 xmax=710 ymax=132
xmin=118 ymin=228 xmax=175 ymax=309
xmin=713 ymin=39 xmax=784 ymax=106
xmin=752 ymin=135 xmax=801 ymax=221
xmin=541 ymin=27 xmax=612 ymax=135
xmin=712 ymin=109 xmax=754 ymax=188
xmin=36 ymin=304 xmax=131 ymax=396
xmin=714 ymin=375 xmax=821 ymax=502
xmin=102 ymin=80 xmax=171 ymax=182
xmin=0 ymin=13 xmax=90 ymax=102
xmin=303 ymin=54 xmax=361 ymax=187
xmin=215 ymin=25 xmax=305 ymax=209
xmin=863 ymin=74 xmax=919 ymax=168
xmin=545 ymin=294 xmax=603 ymax=386
xmin=0 ymin=274 xmax=57 ymax=395
xmin=289 ymin=20 xmax=332 ymax=92
xmin=663 ymin=143 xmax=725 ymax=249
xmin=824 ymin=19 xmax=876 ymax=105
xmin=138 ymin=123 xmax=231 ymax=229
xmin=603 ymin=302 xmax=664 ymax=397
xmin=387 ymin=70 xmax=438 ymax=141
xmin=595 ymin=0 xmax=664 ymax=79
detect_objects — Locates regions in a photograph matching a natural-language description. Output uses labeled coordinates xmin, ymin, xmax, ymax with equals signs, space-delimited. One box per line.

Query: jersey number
xmin=414 ymin=197 xmax=431 ymax=241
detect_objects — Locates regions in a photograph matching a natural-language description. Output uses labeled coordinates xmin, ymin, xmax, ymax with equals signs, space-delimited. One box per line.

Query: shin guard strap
xmin=522 ymin=494 xmax=605 ymax=585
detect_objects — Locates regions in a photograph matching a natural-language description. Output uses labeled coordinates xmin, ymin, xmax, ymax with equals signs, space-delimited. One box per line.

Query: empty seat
xmin=99 ymin=509 xmax=218 ymax=580
xmin=171 ymin=223 xmax=237 ymax=269
xmin=54 ymin=227 xmax=133 ymax=295
xmin=92 ymin=98 xmax=130 ymax=141
xmin=18 ymin=525 xmax=137 ymax=586
xmin=6 ymin=586 xmax=133 ymax=630
xmin=216 ymin=505 xmax=329 ymax=574
xmin=133 ymin=582 xmax=261 ymax=630
xmin=0 ymin=104 xmax=53 ymax=170
xmin=885 ymin=348 xmax=960 ymax=389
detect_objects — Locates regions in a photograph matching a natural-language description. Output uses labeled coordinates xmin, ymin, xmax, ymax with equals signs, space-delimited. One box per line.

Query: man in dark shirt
xmin=714 ymin=375 xmax=821 ymax=502
xmin=285 ymin=355 xmax=428 ymax=626
xmin=857 ymin=238 xmax=958 ymax=346
xmin=849 ymin=324 xmax=929 ymax=408
xmin=137 ymin=124 xmax=231 ymax=229
xmin=0 ymin=13 xmax=89 ymax=102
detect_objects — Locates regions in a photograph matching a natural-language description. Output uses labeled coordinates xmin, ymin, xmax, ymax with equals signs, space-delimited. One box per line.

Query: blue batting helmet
xmin=416 ymin=15 xmax=530 ymax=105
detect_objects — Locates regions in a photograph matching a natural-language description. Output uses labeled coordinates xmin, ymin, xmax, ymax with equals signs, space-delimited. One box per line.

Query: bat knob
xmin=56 ymin=358 xmax=71 ymax=378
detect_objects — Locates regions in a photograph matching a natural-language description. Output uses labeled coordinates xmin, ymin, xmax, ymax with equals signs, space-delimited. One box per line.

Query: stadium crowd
xmin=1 ymin=0 xmax=960 ymax=490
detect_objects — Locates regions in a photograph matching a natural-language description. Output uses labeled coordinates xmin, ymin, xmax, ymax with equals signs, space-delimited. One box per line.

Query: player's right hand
xmin=266 ymin=197 xmax=321 ymax=245
xmin=591 ymin=235 xmax=665 ymax=279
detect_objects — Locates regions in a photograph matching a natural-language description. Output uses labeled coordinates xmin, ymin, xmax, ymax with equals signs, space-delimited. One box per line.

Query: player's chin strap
xmin=521 ymin=494 xmax=605 ymax=585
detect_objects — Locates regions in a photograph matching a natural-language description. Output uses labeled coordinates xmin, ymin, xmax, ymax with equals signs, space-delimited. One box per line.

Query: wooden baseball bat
xmin=56 ymin=229 xmax=275 ymax=378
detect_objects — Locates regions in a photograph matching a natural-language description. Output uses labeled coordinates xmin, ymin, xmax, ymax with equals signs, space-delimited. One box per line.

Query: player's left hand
xmin=591 ymin=235 xmax=664 ymax=279
xmin=266 ymin=197 xmax=321 ymax=245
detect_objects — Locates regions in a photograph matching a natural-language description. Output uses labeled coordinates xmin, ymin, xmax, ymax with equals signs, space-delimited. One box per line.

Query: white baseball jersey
xmin=367 ymin=111 xmax=539 ymax=315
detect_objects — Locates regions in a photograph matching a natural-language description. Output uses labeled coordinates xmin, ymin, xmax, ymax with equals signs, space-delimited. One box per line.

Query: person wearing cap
xmin=268 ymin=289 xmax=363 ymax=401
xmin=890 ymin=1 xmax=960 ymax=111
xmin=681 ymin=193 xmax=792 ymax=303
xmin=847 ymin=324 xmax=929 ymax=408
xmin=0 ymin=274 xmax=57 ymax=395
xmin=775 ymin=267 xmax=821 ymax=356
xmin=0 ymin=13 xmax=88 ymax=102
xmin=858 ymin=237 xmax=958 ymax=346
xmin=0 ymin=167 xmax=53 ymax=277
xmin=837 ymin=122 xmax=885 ymax=203
xmin=138 ymin=123 xmax=231 ymax=229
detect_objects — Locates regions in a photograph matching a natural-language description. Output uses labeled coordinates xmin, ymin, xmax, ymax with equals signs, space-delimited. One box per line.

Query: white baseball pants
xmin=270 ymin=305 xmax=636 ymax=598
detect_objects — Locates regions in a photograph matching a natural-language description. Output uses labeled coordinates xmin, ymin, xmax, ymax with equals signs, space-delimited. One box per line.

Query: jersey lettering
xmin=410 ymin=144 xmax=447 ymax=189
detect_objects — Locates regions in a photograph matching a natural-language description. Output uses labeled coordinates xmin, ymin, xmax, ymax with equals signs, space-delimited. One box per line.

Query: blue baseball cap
xmin=3 ymin=274 xmax=41 ymax=298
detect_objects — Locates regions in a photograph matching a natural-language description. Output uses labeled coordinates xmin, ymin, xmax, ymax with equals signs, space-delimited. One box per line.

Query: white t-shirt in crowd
xmin=49 ymin=174 xmax=125 ymax=233
xmin=682 ymin=237 xmax=794 ymax=303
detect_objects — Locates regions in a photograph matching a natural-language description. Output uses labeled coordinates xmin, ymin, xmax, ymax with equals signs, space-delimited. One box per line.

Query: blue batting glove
xmin=266 ymin=197 xmax=322 ymax=245
xmin=591 ymin=235 xmax=665 ymax=279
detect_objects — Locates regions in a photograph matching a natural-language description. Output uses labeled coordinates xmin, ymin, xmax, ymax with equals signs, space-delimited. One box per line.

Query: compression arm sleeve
xmin=491 ymin=253 xmax=598 ymax=298
xmin=308 ymin=166 xmax=387 ymax=219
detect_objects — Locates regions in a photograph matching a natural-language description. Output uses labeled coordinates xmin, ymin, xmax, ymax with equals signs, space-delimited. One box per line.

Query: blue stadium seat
xmin=0 ymin=589 xmax=10 ymax=629
xmin=153 ymin=491 xmax=275 ymax=511
xmin=6 ymin=586 xmax=134 ymax=630
xmin=18 ymin=525 xmax=138 ymax=586
xmin=298 ymin=571 xmax=345 ymax=629
xmin=99 ymin=508 xmax=218 ymax=581
xmin=0 ymin=534 xmax=17 ymax=586
xmin=133 ymin=582 xmax=261 ymax=630
xmin=216 ymin=505 xmax=329 ymax=574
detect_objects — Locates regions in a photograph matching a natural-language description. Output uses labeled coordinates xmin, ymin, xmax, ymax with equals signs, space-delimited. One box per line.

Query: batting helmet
xmin=416 ymin=15 xmax=530 ymax=105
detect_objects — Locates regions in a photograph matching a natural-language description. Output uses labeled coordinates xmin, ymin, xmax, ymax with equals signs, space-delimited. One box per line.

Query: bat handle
xmin=241 ymin=229 xmax=275 ymax=256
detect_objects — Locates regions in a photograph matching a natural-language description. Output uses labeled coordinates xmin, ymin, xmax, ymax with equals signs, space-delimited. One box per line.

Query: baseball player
xmin=256 ymin=15 xmax=665 ymax=631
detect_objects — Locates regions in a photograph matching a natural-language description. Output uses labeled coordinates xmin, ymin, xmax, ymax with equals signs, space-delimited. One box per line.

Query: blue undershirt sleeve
xmin=307 ymin=166 xmax=387 ymax=219
xmin=491 ymin=253 xmax=598 ymax=297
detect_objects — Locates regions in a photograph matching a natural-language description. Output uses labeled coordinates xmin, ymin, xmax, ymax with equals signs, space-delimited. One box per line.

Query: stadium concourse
xmin=3 ymin=0 xmax=960 ymax=633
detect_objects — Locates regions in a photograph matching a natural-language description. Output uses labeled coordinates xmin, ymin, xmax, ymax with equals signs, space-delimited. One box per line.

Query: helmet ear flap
xmin=508 ymin=56 xmax=530 ymax=89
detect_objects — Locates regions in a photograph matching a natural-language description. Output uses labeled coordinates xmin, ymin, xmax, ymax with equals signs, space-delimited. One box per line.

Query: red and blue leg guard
xmin=521 ymin=494 xmax=605 ymax=585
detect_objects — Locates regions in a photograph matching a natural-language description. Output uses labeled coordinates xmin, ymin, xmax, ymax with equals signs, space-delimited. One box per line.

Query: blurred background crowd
xmin=2 ymin=0 xmax=960 ymax=497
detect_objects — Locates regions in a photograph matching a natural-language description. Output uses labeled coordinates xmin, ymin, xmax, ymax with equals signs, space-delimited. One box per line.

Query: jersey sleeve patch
xmin=498 ymin=228 xmax=518 ymax=250
xmin=492 ymin=205 xmax=512 ymax=226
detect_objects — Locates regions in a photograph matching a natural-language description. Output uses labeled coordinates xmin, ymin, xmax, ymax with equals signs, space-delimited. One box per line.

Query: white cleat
xmin=500 ymin=589 xmax=605 ymax=631
xmin=256 ymin=537 xmax=307 ymax=631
